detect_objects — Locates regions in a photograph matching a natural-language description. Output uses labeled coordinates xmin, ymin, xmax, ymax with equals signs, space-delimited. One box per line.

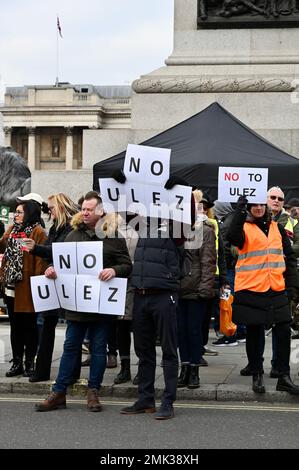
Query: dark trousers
xmin=6 ymin=295 xmax=38 ymax=360
xmin=133 ymin=291 xmax=178 ymax=406
xmin=34 ymin=315 xmax=58 ymax=378
xmin=178 ymin=298 xmax=207 ymax=364
xmin=204 ymin=296 xmax=218 ymax=347
xmin=117 ymin=320 xmax=132 ymax=360
xmin=246 ymin=323 xmax=290 ymax=375
xmin=107 ymin=322 xmax=118 ymax=357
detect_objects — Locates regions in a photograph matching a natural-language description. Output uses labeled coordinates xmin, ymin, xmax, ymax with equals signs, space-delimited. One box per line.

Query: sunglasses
xmin=269 ymin=195 xmax=284 ymax=202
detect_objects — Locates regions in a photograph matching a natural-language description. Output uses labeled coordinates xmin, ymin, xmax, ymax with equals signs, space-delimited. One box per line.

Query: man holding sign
xmin=35 ymin=191 xmax=132 ymax=412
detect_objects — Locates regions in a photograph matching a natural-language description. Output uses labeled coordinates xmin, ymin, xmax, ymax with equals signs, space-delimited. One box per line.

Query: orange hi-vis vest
xmin=235 ymin=221 xmax=286 ymax=293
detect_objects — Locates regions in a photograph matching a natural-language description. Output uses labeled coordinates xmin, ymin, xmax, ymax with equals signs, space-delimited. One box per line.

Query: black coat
xmin=227 ymin=207 xmax=298 ymax=326
xmin=32 ymin=223 xmax=72 ymax=264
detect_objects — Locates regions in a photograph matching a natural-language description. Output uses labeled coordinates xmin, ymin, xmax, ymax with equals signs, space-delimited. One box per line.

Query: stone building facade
xmin=1 ymin=83 xmax=131 ymax=171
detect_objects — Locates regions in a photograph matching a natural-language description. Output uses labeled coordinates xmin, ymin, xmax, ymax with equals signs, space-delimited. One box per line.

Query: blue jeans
xmin=53 ymin=320 xmax=109 ymax=393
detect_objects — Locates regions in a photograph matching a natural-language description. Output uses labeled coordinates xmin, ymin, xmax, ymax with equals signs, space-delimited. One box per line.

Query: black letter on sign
xmin=107 ymin=188 xmax=120 ymax=202
xmin=38 ymin=285 xmax=50 ymax=299
xmin=59 ymin=255 xmax=71 ymax=270
xmin=131 ymin=188 xmax=139 ymax=203
xmin=62 ymin=285 xmax=69 ymax=299
xmin=108 ymin=287 xmax=118 ymax=302
xmin=83 ymin=254 xmax=96 ymax=269
xmin=84 ymin=285 xmax=92 ymax=300
xmin=151 ymin=161 xmax=163 ymax=176
xmin=152 ymin=192 xmax=161 ymax=206
xmin=175 ymin=195 xmax=184 ymax=211
xmin=129 ymin=158 xmax=140 ymax=173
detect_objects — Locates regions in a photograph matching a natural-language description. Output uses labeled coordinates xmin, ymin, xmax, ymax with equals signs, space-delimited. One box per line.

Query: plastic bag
xmin=219 ymin=294 xmax=237 ymax=337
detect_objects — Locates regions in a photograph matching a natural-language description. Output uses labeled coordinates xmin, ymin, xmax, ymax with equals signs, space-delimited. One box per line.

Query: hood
xmin=214 ymin=201 xmax=234 ymax=220
xmin=70 ymin=211 xmax=121 ymax=237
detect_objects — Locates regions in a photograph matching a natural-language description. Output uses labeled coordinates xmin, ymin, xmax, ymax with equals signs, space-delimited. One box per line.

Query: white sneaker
xmin=204 ymin=348 xmax=219 ymax=356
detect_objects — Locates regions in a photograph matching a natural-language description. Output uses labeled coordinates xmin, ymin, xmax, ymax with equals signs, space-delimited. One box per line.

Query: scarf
xmin=3 ymin=222 xmax=39 ymax=284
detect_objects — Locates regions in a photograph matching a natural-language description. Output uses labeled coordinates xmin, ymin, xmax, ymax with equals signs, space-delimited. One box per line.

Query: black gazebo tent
xmin=93 ymin=102 xmax=299 ymax=201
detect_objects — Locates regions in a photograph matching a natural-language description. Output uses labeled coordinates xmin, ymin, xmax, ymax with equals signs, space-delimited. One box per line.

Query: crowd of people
xmin=1 ymin=180 xmax=299 ymax=420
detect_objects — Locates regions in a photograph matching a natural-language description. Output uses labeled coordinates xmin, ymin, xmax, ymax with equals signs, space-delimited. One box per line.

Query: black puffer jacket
xmin=32 ymin=223 xmax=72 ymax=264
xmin=227 ymin=207 xmax=299 ymax=326
xmin=132 ymin=236 xmax=181 ymax=291
xmin=179 ymin=221 xmax=216 ymax=300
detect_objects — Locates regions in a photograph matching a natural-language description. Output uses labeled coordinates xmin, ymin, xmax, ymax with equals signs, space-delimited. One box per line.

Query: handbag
xmin=219 ymin=294 xmax=237 ymax=337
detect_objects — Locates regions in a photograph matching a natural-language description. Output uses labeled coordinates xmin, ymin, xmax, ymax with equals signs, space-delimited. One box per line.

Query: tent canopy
xmin=93 ymin=102 xmax=299 ymax=201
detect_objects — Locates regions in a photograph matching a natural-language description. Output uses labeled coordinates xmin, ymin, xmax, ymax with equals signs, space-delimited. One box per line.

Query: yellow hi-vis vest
xmin=209 ymin=218 xmax=219 ymax=276
xmin=235 ymin=221 xmax=285 ymax=293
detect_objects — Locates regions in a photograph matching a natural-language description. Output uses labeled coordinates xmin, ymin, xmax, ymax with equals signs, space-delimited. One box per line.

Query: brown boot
xmin=87 ymin=388 xmax=103 ymax=412
xmin=35 ymin=392 xmax=66 ymax=412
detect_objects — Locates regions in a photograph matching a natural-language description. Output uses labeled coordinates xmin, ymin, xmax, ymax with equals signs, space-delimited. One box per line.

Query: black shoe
xmin=132 ymin=373 xmax=139 ymax=386
xmin=5 ymin=358 xmax=24 ymax=377
xmin=114 ymin=359 xmax=131 ymax=384
xmin=29 ymin=374 xmax=50 ymax=383
xmin=276 ymin=375 xmax=299 ymax=394
xmin=270 ymin=367 xmax=280 ymax=379
xmin=155 ymin=403 xmax=174 ymax=420
xmin=81 ymin=356 xmax=91 ymax=367
xmin=198 ymin=357 xmax=208 ymax=367
xmin=120 ymin=401 xmax=156 ymax=414
xmin=252 ymin=373 xmax=265 ymax=393
xmin=23 ymin=359 xmax=35 ymax=378
xmin=188 ymin=365 xmax=200 ymax=389
xmin=240 ymin=364 xmax=252 ymax=376
xmin=177 ymin=364 xmax=190 ymax=388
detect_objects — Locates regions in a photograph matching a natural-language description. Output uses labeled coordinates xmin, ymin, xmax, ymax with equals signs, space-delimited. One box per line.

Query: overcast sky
xmin=0 ymin=0 xmax=174 ymax=102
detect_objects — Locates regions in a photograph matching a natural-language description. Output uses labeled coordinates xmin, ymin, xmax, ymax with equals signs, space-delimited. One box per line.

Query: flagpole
xmin=56 ymin=14 xmax=59 ymax=86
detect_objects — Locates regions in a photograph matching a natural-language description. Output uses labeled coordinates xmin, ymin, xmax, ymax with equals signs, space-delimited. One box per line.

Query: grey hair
xmin=267 ymin=186 xmax=284 ymax=198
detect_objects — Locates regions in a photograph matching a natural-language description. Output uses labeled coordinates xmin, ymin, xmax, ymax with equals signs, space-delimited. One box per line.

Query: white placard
xmin=30 ymin=276 xmax=60 ymax=312
xmin=168 ymin=185 xmax=192 ymax=225
xmin=55 ymin=275 xmax=77 ymax=311
xmin=53 ymin=242 xmax=77 ymax=275
xmin=145 ymin=184 xmax=170 ymax=219
xmin=76 ymin=275 xmax=101 ymax=313
xmin=99 ymin=277 xmax=127 ymax=316
xmin=125 ymin=182 xmax=147 ymax=215
xmin=76 ymin=241 xmax=103 ymax=276
xmin=218 ymin=167 xmax=268 ymax=203
xmin=99 ymin=178 xmax=127 ymax=213
xmin=124 ymin=144 xmax=170 ymax=185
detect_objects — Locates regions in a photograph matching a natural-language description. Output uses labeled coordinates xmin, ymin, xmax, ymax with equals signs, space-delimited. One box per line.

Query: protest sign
xmin=124 ymin=144 xmax=170 ymax=185
xmin=30 ymin=276 xmax=60 ymax=312
xmin=53 ymin=242 xmax=77 ymax=274
xmin=76 ymin=275 xmax=101 ymax=313
xmin=218 ymin=167 xmax=268 ymax=203
xmin=99 ymin=277 xmax=127 ymax=316
xmin=55 ymin=275 xmax=77 ymax=311
xmin=76 ymin=241 xmax=103 ymax=276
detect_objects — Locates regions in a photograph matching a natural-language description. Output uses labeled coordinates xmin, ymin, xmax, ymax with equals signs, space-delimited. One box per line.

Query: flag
xmin=57 ymin=16 xmax=63 ymax=38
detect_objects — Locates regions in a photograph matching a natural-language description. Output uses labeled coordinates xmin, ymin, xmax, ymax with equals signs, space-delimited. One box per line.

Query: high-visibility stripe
xmin=236 ymin=261 xmax=286 ymax=272
xmin=235 ymin=221 xmax=285 ymax=292
xmin=238 ymin=248 xmax=283 ymax=260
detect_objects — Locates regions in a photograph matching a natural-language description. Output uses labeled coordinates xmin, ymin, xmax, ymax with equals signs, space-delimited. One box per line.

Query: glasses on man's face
xmin=14 ymin=210 xmax=24 ymax=215
xmin=269 ymin=195 xmax=284 ymax=202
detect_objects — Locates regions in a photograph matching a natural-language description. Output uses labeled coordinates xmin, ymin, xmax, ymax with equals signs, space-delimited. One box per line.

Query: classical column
xmin=65 ymin=127 xmax=74 ymax=170
xmin=27 ymin=127 xmax=36 ymax=171
xmin=4 ymin=127 xmax=12 ymax=147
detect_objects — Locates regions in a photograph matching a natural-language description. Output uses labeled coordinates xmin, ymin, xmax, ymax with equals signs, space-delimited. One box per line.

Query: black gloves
xmin=164 ymin=175 xmax=188 ymax=190
xmin=236 ymin=195 xmax=248 ymax=210
xmin=112 ymin=169 xmax=126 ymax=184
